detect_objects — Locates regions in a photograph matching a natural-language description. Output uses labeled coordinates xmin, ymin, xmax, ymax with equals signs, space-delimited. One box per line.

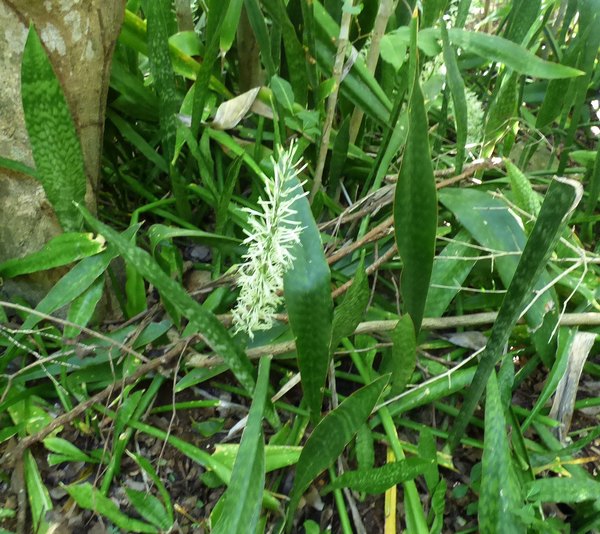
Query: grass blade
xmin=23 ymin=450 xmax=52 ymax=534
xmin=212 ymin=356 xmax=271 ymax=534
xmin=21 ymin=26 xmax=86 ymax=231
xmin=286 ymin=374 xmax=390 ymax=529
xmin=448 ymin=177 xmax=583 ymax=449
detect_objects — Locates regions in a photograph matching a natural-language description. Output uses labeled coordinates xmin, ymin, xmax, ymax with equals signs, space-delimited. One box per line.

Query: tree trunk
xmin=0 ymin=0 xmax=124 ymax=303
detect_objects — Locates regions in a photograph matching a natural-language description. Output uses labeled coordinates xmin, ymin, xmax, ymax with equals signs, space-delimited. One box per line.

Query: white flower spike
xmin=232 ymin=142 xmax=307 ymax=338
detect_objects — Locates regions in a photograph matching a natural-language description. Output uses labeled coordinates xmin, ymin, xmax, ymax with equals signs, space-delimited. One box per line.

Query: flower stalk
xmin=232 ymin=143 xmax=306 ymax=338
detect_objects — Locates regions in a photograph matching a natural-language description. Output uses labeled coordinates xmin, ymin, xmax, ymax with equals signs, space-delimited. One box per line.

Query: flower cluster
xmin=232 ymin=143 xmax=306 ymax=338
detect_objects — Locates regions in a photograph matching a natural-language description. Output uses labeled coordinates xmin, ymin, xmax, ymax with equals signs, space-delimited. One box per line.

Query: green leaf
xmin=439 ymin=188 xmax=557 ymax=364
xmin=220 ymin=0 xmax=245 ymax=55
xmin=212 ymin=444 xmax=301 ymax=473
xmin=43 ymin=437 xmax=94 ymax=465
xmin=284 ymin=177 xmax=333 ymax=422
xmin=424 ymin=229 xmax=479 ymax=318
xmin=20 ymin=26 xmax=87 ymax=232
xmin=505 ymin=159 xmax=542 ymax=221
xmin=77 ymin=208 xmax=258 ymax=400
xmin=389 ymin=315 xmax=416 ymax=395
xmin=521 ymin=328 xmax=573 ymax=432
xmin=142 ymin=0 xmax=179 ymax=161
xmin=446 ymin=28 xmax=584 ymax=79
xmin=17 ymin=241 xmax=125 ymax=338
xmin=478 ymin=372 xmax=524 ymax=533
xmin=525 ymin=476 xmax=600 ymax=503
xmin=327 ymin=115 xmax=350 ymax=193
xmin=323 ymin=457 xmax=433 ymax=495
xmin=0 ymin=155 xmax=37 ymax=179
xmin=271 ymin=75 xmax=295 ymax=114
xmin=126 ymin=452 xmax=174 ymax=525
xmin=330 ymin=264 xmax=369 ymax=350
xmin=441 ymin=24 xmax=467 ymax=174
xmin=23 ymin=450 xmax=52 ymax=534
xmin=286 ymin=374 xmax=389 ymax=528
xmin=448 ymin=177 xmax=583 ymax=449
xmin=243 ymin=0 xmax=276 ymax=77
xmin=125 ymin=489 xmax=172 ymax=531
xmin=484 ymin=72 xmax=519 ymax=150
xmin=260 ymin=0 xmax=308 ymax=105
xmin=212 ymin=357 xmax=271 ymax=534
xmin=147 ymin=224 xmax=239 ymax=254
xmin=64 ymin=276 xmax=104 ymax=338
xmin=0 ymin=233 xmax=105 ymax=278
xmin=393 ymin=48 xmax=437 ymax=334
xmin=64 ymin=483 xmax=157 ymax=533
xmin=313 ymin=1 xmax=392 ymax=124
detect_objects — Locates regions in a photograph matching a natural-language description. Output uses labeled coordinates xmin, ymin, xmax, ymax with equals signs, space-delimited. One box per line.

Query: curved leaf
xmin=286 ymin=374 xmax=389 ymax=529
xmin=0 ymin=233 xmax=105 ymax=278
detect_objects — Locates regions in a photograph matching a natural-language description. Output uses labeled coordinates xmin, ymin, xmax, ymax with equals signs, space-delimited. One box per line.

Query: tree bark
xmin=0 ymin=0 xmax=125 ymax=303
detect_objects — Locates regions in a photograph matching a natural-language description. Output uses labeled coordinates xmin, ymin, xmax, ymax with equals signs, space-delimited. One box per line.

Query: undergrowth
xmin=1 ymin=0 xmax=600 ymax=533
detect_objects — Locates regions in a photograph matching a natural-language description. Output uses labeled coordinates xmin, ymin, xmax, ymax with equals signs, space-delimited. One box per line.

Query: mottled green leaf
xmin=330 ymin=264 xmax=369 ymax=350
xmin=126 ymin=490 xmax=171 ymax=531
xmin=394 ymin=40 xmax=437 ymax=334
xmin=21 ymin=26 xmax=86 ymax=231
xmin=64 ymin=276 xmax=104 ymax=338
xmin=78 ymin=207 xmax=257 ymax=399
xmin=448 ymin=178 xmax=583 ymax=449
xmin=441 ymin=24 xmax=467 ymax=174
xmin=284 ymin=177 xmax=333 ymax=422
xmin=286 ymin=375 xmax=389 ymax=528
xmin=479 ymin=372 xmax=524 ymax=533
xmin=323 ymin=457 xmax=433 ymax=495
xmin=446 ymin=28 xmax=584 ymax=79
xmin=526 ymin=476 xmax=600 ymax=503
xmin=389 ymin=315 xmax=416 ymax=395
xmin=64 ymin=483 xmax=157 ymax=533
